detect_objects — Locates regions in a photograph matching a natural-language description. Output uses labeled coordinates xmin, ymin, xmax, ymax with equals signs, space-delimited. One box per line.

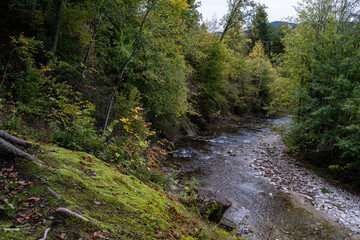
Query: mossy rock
xmin=196 ymin=189 xmax=232 ymax=223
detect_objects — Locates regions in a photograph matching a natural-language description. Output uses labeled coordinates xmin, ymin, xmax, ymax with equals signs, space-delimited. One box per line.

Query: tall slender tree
xmin=102 ymin=0 xmax=157 ymax=134
xmin=247 ymin=5 xmax=269 ymax=55
xmin=48 ymin=0 xmax=64 ymax=63
xmin=220 ymin=0 xmax=254 ymax=43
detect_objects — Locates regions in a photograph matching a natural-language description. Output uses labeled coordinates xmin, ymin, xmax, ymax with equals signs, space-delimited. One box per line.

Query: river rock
xmin=196 ymin=189 xmax=232 ymax=223
xmin=218 ymin=204 xmax=251 ymax=232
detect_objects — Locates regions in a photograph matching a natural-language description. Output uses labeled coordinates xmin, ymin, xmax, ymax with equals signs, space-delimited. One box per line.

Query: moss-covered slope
xmin=0 ymin=144 xmax=235 ymax=240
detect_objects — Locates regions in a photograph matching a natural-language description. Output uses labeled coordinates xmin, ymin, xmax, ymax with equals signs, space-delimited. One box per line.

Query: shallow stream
xmin=168 ymin=118 xmax=360 ymax=240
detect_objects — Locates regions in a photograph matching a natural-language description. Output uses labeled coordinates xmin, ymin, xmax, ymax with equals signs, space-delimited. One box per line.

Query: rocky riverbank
xmin=170 ymin=118 xmax=360 ymax=239
xmin=250 ymin=131 xmax=360 ymax=238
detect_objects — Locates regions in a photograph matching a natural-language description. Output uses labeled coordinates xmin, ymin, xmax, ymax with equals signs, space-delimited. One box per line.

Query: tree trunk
xmin=219 ymin=0 xmax=245 ymax=43
xmin=102 ymin=48 xmax=138 ymax=134
xmin=258 ymin=62 xmax=265 ymax=90
xmin=31 ymin=0 xmax=37 ymax=13
xmin=220 ymin=25 xmax=230 ymax=43
xmin=0 ymin=51 xmax=12 ymax=89
xmin=48 ymin=0 xmax=63 ymax=64
xmin=0 ymin=130 xmax=32 ymax=148
xmin=102 ymin=2 xmax=155 ymax=133
xmin=84 ymin=16 xmax=102 ymax=65
xmin=0 ymin=137 xmax=46 ymax=168
xmin=298 ymin=75 xmax=304 ymax=117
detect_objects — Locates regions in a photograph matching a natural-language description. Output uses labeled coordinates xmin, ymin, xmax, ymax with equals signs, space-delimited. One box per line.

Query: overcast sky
xmin=197 ymin=0 xmax=300 ymax=23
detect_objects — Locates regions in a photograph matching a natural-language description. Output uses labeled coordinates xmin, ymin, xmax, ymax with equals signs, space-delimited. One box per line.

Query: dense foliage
xmin=0 ymin=0 xmax=282 ymax=178
xmin=280 ymin=0 xmax=360 ymax=188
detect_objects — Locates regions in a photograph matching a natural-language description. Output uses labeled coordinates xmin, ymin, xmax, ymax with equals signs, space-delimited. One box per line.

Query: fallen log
xmin=0 ymin=130 xmax=32 ymax=148
xmin=0 ymin=137 xmax=46 ymax=168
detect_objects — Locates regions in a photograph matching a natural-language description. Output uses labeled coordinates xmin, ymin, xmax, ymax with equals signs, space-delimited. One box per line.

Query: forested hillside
xmin=0 ymin=0 xmax=282 ymax=140
xmin=0 ymin=0 xmax=286 ymax=163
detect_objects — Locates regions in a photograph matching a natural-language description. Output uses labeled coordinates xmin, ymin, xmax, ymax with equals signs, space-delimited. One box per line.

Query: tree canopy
xmin=1 ymin=0 xmax=358 ymax=190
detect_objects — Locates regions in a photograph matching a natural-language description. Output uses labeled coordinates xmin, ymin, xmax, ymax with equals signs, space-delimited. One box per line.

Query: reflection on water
xmin=168 ymin=118 xmax=349 ymax=240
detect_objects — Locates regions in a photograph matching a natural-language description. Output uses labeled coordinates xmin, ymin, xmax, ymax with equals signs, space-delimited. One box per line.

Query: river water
xmin=168 ymin=118 xmax=360 ymax=240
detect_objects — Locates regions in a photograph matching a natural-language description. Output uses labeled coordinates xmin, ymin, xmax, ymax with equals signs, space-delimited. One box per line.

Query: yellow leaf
xmin=120 ymin=118 xmax=130 ymax=125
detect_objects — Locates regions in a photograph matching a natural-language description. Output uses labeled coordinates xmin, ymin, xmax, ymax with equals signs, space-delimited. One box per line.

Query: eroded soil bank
xmin=168 ymin=118 xmax=360 ymax=239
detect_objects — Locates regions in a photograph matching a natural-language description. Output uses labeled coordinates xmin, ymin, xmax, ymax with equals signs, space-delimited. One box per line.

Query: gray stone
xmin=219 ymin=204 xmax=251 ymax=231
xmin=170 ymin=184 xmax=179 ymax=192
xmin=196 ymin=189 xmax=232 ymax=223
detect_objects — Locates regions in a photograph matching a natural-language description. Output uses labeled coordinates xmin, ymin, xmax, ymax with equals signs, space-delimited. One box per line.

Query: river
xmin=168 ymin=118 xmax=360 ymax=240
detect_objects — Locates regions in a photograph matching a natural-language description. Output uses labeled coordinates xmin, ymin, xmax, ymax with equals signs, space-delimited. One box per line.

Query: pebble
xmin=251 ymin=132 xmax=360 ymax=234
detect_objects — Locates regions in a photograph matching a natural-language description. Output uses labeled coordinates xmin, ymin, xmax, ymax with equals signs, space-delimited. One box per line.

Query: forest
xmin=0 ymin=0 xmax=288 ymax=175
xmin=0 ymin=0 xmax=360 ymax=239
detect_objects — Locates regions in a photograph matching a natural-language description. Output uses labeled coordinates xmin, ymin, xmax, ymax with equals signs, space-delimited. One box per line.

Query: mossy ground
xmin=0 ymin=143 xmax=237 ymax=240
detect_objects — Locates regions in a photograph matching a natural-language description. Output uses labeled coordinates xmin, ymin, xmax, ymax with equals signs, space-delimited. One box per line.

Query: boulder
xmin=196 ymin=189 xmax=232 ymax=223
xmin=219 ymin=204 xmax=251 ymax=232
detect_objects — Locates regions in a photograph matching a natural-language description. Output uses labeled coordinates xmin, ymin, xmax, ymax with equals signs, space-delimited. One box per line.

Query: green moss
xmin=36 ymin=146 xmax=181 ymax=238
xmin=181 ymin=236 xmax=196 ymax=240
xmin=28 ymin=186 xmax=42 ymax=195
xmin=321 ymin=187 xmax=331 ymax=194
xmin=203 ymin=203 xmax=224 ymax=223
xmin=0 ymin=222 xmax=51 ymax=240
xmin=1 ymin=143 xmax=237 ymax=239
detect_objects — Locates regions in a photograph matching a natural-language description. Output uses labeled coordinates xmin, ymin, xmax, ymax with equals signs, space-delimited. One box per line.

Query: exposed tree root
xmin=0 ymin=222 xmax=41 ymax=231
xmin=0 ymin=130 xmax=32 ymax=148
xmin=39 ymin=227 xmax=51 ymax=240
xmin=0 ymin=226 xmax=32 ymax=231
xmin=47 ymin=187 xmax=62 ymax=200
xmin=55 ymin=208 xmax=98 ymax=227
xmin=0 ymin=137 xmax=47 ymax=168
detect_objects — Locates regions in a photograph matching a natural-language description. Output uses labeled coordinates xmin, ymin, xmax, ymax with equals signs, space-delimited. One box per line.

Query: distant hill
xmin=269 ymin=21 xmax=297 ymax=28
